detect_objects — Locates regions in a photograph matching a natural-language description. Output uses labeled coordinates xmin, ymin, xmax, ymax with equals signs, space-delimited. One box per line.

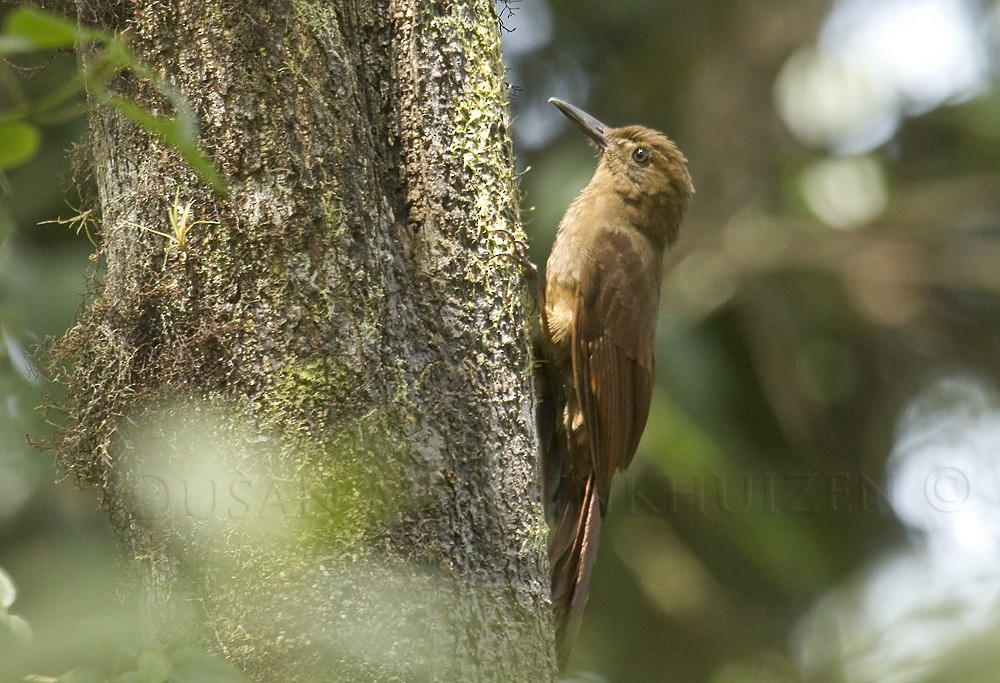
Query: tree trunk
xmin=54 ymin=0 xmax=553 ymax=679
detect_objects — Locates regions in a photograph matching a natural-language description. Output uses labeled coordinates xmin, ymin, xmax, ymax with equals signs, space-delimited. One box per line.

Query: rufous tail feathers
xmin=549 ymin=473 xmax=602 ymax=670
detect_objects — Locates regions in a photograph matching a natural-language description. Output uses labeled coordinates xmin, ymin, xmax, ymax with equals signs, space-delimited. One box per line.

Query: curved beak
xmin=549 ymin=98 xmax=609 ymax=150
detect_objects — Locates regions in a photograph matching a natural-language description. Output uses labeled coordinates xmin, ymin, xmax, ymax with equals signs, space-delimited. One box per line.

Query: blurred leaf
xmin=642 ymin=388 xmax=727 ymax=477
xmin=54 ymin=669 xmax=106 ymax=683
xmin=170 ymin=647 xmax=252 ymax=682
xmin=0 ymin=120 xmax=41 ymax=169
xmin=0 ymin=9 xmax=225 ymax=193
xmin=106 ymin=97 xmax=227 ymax=195
xmin=0 ymin=566 xmax=15 ymax=609
xmin=136 ymin=651 xmax=170 ymax=682
xmin=100 ymin=40 xmax=139 ymax=72
xmin=105 ymin=96 xmax=191 ymax=146
xmin=111 ymin=674 xmax=142 ymax=683
xmin=643 ymin=390 xmax=838 ymax=593
xmin=0 ymin=612 xmax=33 ymax=646
xmin=0 ymin=35 xmax=35 ymax=54
xmin=3 ymin=8 xmax=78 ymax=50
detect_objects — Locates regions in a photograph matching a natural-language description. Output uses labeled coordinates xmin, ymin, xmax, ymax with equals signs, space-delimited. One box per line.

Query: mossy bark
xmin=55 ymin=0 xmax=553 ymax=679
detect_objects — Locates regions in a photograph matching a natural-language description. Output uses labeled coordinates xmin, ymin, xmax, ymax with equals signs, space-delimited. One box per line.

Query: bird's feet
xmin=493 ymin=227 xmax=537 ymax=278
xmin=493 ymin=227 xmax=549 ymax=334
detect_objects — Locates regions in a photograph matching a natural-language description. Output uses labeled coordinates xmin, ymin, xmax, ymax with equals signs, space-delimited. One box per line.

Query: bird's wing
xmin=571 ymin=228 xmax=657 ymax=511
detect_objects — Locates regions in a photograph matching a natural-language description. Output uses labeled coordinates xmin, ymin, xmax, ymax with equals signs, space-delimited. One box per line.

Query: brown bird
xmin=539 ymin=98 xmax=693 ymax=667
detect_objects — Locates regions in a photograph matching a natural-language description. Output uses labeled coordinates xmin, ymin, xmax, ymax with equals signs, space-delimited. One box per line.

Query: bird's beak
xmin=549 ymin=98 xmax=609 ymax=150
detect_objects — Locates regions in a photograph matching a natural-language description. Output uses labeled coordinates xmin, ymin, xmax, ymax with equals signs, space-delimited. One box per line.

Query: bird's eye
xmin=631 ymin=147 xmax=650 ymax=164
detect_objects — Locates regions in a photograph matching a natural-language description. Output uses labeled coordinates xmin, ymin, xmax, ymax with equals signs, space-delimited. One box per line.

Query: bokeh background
xmin=501 ymin=0 xmax=1000 ymax=680
xmin=0 ymin=6 xmax=131 ymax=675
xmin=2 ymin=0 xmax=1000 ymax=680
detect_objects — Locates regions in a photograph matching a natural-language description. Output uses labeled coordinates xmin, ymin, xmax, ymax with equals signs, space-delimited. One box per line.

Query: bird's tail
xmin=549 ymin=472 xmax=602 ymax=670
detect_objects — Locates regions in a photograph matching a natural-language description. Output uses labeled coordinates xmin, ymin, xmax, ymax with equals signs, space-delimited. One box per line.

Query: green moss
xmin=46 ymin=0 xmax=548 ymax=674
xmin=444 ymin=5 xmax=521 ymax=242
xmin=265 ymin=358 xmax=343 ymax=434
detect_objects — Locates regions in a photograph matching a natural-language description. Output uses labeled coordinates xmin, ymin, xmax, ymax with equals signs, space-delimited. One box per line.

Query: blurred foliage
xmin=1 ymin=566 xmax=250 ymax=683
xmin=3 ymin=0 xmax=1000 ymax=681
xmin=504 ymin=0 xmax=1000 ymax=680
xmin=0 ymin=7 xmax=226 ymax=191
xmin=0 ymin=4 xmax=228 ymax=679
xmin=0 ymin=565 xmax=33 ymax=649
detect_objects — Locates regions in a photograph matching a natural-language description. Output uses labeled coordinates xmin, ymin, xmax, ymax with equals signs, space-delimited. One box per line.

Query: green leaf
xmin=101 ymin=40 xmax=140 ymax=71
xmin=176 ymin=147 xmax=227 ymax=197
xmin=4 ymin=7 xmax=78 ymax=50
xmin=0 ymin=566 xmax=15 ymax=609
xmin=0 ymin=120 xmax=41 ymax=169
xmin=105 ymin=96 xmax=186 ymax=144
xmin=106 ymin=97 xmax=227 ymax=196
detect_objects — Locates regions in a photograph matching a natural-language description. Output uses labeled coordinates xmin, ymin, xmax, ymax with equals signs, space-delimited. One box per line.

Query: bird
xmin=539 ymin=97 xmax=693 ymax=668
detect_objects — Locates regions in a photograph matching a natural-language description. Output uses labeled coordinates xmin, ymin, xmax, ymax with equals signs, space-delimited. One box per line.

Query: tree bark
xmin=54 ymin=0 xmax=553 ymax=679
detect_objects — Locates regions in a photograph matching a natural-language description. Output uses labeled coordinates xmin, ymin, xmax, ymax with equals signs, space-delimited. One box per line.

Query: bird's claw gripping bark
xmin=494 ymin=227 xmax=536 ymax=277
xmin=493 ymin=227 xmax=548 ymax=333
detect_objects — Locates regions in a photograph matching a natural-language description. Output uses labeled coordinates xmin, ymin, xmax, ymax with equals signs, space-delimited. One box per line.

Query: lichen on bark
xmin=50 ymin=0 xmax=554 ymax=678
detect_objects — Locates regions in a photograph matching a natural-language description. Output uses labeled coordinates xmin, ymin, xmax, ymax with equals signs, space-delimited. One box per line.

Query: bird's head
xmin=550 ymin=98 xmax=693 ymax=245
